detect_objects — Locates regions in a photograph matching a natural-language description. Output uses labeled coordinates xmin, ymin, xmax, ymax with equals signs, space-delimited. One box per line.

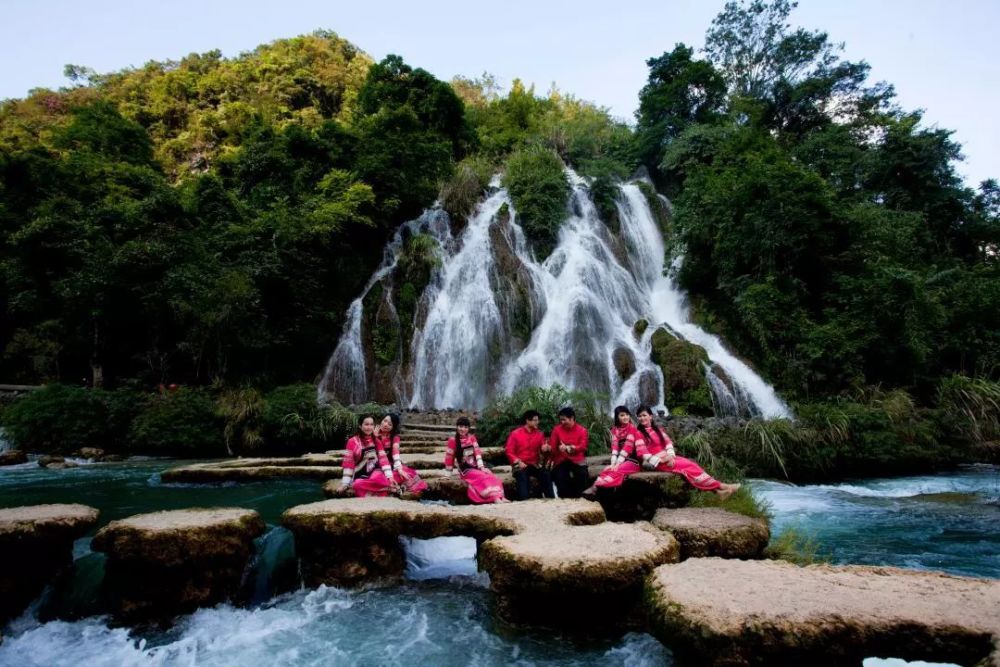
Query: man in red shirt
xmin=505 ymin=410 xmax=554 ymax=500
xmin=549 ymin=406 xmax=589 ymax=498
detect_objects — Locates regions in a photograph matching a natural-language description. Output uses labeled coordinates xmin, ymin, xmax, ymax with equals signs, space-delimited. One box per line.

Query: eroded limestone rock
xmin=0 ymin=504 xmax=99 ymax=623
xmin=91 ymin=508 xmax=265 ymax=623
xmin=282 ymin=497 xmax=675 ymax=630
xmin=481 ymin=521 xmax=679 ymax=628
xmin=651 ymin=507 xmax=769 ymax=559
xmin=645 ymin=558 xmax=1000 ymax=667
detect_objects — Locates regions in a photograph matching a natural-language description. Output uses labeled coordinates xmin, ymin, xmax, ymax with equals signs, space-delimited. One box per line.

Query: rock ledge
xmin=645 ymin=558 xmax=1000 ymax=666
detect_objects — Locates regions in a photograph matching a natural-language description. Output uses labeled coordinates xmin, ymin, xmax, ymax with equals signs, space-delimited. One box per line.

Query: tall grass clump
xmin=476 ymin=384 xmax=611 ymax=453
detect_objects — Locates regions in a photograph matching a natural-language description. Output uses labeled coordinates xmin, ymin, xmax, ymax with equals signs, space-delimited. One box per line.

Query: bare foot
xmin=716 ymin=483 xmax=741 ymax=501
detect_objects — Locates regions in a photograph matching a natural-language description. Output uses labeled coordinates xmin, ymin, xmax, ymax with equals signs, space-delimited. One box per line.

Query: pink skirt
xmin=653 ymin=456 xmax=722 ymax=491
xmin=352 ymin=470 xmax=392 ymax=497
xmin=594 ymin=460 xmax=642 ymax=488
xmin=392 ymin=466 xmax=429 ymax=495
xmin=461 ymin=468 xmax=506 ymax=504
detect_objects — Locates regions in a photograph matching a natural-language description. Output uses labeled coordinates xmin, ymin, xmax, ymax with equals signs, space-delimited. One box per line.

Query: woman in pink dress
xmin=340 ymin=414 xmax=396 ymax=497
xmin=377 ymin=412 xmax=428 ymax=497
xmin=634 ymin=405 xmax=740 ymax=499
xmin=444 ymin=417 xmax=508 ymax=504
xmin=583 ymin=406 xmax=644 ymax=496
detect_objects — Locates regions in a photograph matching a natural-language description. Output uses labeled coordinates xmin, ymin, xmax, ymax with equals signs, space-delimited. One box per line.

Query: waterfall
xmin=320 ymin=171 xmax=792 ymax=419
xmin=0 ymin=428 xmax=11 ymax=453
xmin=316 ymin=208 xmax=451 ymax=405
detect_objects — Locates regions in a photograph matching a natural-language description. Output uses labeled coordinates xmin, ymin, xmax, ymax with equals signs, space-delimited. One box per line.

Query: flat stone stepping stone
xmin=651 ymin=507 xmax=769 ymax=559
xmin=91 ymin=508 xmax=265 ymax=622
xmin=482 ymin=521 xmax=678 ymax=627
xmin=646 ymin=558 xmax=1000 ymax=667
xmin=161 ymin=455 xmax=342 ymax=483
xmin=0 ymin=504 xmax=99 ymax=623
xmin=282 ymin=497 xmax=673 ymax=630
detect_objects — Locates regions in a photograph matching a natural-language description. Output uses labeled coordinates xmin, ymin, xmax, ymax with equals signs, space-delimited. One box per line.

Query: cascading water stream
xmin=320 ymin=171 xmax=792 ymax=419
xmin=317 ymin=208 xmax=450 ymax=405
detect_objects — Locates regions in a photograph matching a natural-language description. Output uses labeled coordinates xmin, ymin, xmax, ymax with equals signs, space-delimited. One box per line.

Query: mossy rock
xmin=645 ymin=558 xmax=1000 ymax=667
xmin=612 ymin=346 xmax=637 ymax=382
xmin=637 ymin=181 xmax=671 ymax=235
xmin=650 ymin=328 xmax=714 ymax=416
xmin=633 ymin=319 xmax=649 ymax=339
xmin=91 ymin=507 xmax=265 ymax=623
xmin=651 ymin=507 xmax=769 ymax=559
xmin=0 ymin=504 xmax=100 ymax=624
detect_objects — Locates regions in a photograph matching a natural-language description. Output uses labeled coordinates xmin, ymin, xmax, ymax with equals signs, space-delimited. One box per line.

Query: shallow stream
xmin=0 ymin=459 xmax=996 ymax=666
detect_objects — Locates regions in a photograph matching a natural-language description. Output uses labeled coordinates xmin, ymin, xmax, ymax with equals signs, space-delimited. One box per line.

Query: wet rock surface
xmin=91 ymin=508 xmax=266 ymax=623
xmin=0 ymin=504 xmax=99 ymax=623
xmin=651 ymin=507 xmax=769 ymax=559
xmin=645 ymin=558 xmax=1000 ymax=667
xmin=0 ymin=449 xmax=27 ymax=466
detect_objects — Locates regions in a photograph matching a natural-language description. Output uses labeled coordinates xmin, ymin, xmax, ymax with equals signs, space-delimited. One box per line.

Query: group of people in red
xmin=339 ymin=405 xmax=740 ymax=503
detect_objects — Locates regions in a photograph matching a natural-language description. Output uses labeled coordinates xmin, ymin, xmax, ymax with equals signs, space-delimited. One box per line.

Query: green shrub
xmin=476 ymin=384 xmax=611 ymax=454
xmin=129 ymin=388 xmax=224 ymax=456
xmin=937 ymin=375 xmax=1000 ymax=445
xmin=262 ymin=384 xmax=358 ymax=454
xmin=217 ymin=387 xmax=265 ymax=455
xmin=0 ymin=384 xmax=111 ymax=453
xmin=502 ymin=147 xmax=570 ymax=258
xmin=440 ymin=155 xmax=494 ymax=220
xmin=765 ymin=526 xmax=828 ymax=565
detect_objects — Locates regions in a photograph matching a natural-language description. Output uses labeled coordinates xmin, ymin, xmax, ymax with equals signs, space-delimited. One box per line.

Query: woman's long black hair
xmin=354 ymin=413 xmax=377 ymax=439
xmin=613 ymin=405 xmax=631 ymax=427
xmin=633 ymin=405 xmax=660 ymax=448
xmin=380 ymin=412 xmax=401 ymax=440
xmin=455 ymin=416 xmax=472 ymax=448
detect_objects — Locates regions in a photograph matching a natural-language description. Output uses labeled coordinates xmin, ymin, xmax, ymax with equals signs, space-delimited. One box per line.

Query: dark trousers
xmin=513 ymin=464 xmax=554 ymax=500
xmin=552 ymin=461 xmax=589 ymax=498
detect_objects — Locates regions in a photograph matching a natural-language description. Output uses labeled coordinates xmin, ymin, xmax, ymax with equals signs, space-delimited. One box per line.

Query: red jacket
xmin=505 ymin=426 xmax=546 ymax=466
xmin=549 ymin=423 xmax=588 ymax=465
xmin=637 ymin=426 xmax=674 ymax=459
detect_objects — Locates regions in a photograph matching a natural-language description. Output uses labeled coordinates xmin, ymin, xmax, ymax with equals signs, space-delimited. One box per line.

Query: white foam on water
xmin=402 ymin=535 xmax=479 ymax=580
xmin=864 ymin=659 xmax=959 ymax=667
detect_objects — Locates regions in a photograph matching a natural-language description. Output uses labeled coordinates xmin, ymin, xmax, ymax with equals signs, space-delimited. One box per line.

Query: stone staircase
xmin=397 ymin=420 xmax=506 ymax=468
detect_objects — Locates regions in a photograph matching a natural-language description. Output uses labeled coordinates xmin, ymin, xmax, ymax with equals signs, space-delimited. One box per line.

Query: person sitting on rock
xmin=444 ymin=417 xmax=508 ymax=503
xmin=377 ymin=412 xmax=429 ymax=498
xmin=550 ymin=407 xmax=589 ymax=498
xmin=341 ymin=414 xmax=397 ymax=497
xmin=505 ymin=410 xmax=555 ymax=500
xmin=634 ymin=405 xmax=740 ymax=500
xmin=583 ymin=405 xmax=643 ymax=496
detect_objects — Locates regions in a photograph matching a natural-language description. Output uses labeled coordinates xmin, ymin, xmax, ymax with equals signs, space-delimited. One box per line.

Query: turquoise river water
xmin=0 ymin=458 xmax=996 ymax=666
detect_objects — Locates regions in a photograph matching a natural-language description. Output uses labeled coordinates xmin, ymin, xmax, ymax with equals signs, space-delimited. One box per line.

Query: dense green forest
xmin=1 ymin=2 xmax=998 ymax=469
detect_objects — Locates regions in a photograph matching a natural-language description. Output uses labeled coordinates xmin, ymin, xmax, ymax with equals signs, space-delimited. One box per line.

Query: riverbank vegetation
xmin=1 ymin=2 xmax=997 ymax=472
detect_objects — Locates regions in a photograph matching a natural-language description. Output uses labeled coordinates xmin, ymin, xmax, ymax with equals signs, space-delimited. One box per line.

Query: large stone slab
xmin=0 ymin=504 xmax=99 ymax=623
xmin=481 ymin=520 xmax=678 ymax=628
xmin=91 ymin=508 xmax=265 ymax=622
xmin=651 ymin=507 xmax=769 ymax=559
xmin=282 ymin=497 xmax=676 ymax=629
xmin=646 ymin=558 xmax=1000 ymax=667
xmin=161 ymin=455 xmax=343 ymax=483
